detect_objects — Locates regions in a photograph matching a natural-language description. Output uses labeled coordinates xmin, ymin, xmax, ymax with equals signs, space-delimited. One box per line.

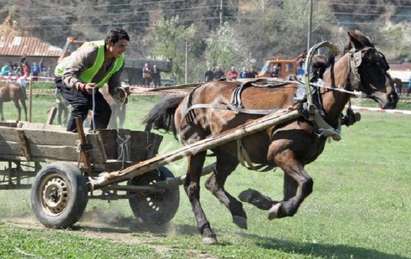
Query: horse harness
xmin=181 ymin=47 xmax=381 ymax=170
xmin=182 ymin=78 xmax=295 ymax=171
xmin=183 ymin=78 xmax=292 ymax=121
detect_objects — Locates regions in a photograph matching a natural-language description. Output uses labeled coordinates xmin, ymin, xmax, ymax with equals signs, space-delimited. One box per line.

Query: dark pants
xmin=55 ymin=78 xmax=111 ymax=132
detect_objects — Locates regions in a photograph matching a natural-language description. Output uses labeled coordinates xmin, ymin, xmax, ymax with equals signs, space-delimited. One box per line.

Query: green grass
xmin=0 ymin=95 xmax=410 ymax=258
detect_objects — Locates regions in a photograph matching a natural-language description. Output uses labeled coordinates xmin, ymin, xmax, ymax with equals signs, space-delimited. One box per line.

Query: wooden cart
xmin=0 ymin=105 xmax=300 ymax=229
xmin=0 ymin=120 xmax=180 ymax=228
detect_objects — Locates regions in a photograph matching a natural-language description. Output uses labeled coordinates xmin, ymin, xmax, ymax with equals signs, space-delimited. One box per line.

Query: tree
xmin=148 ymin=16 xmax=199 ymax=83
xmin=204 ymin=22 xmax=249 ymax=71
xmin=234 ymin=0 xmax=337 ymax=63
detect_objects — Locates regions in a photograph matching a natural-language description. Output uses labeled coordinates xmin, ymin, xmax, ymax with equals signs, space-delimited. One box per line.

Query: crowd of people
xmin=142 ymin=63 xmax=161 ymax=87
xmin=204 ymin=66 xmax=258 ymax=82
xmin=0 ymin=59 xmax=51 ymax=87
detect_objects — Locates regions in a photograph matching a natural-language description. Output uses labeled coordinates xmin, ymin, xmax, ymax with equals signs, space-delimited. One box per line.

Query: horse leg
xmin=268 ymin=149 xmax=313 ymax=219
xmin=0 ymin=102 xmax=4 ymax=121
xmin=118 ymin=104 xmax=126 ymax=128
xmin=13 ymin=99 xmax=21 ymax=121
xmin=238 ymin=188 xmax=279 ymax=210
xmin=21 ymin=99 xmax=27 ymax=121
xmin=57 ymin=102 xmax=63 ymax=125
xmin=184 ymin=151 xmax=217 ymax=244
xmin=204 ymin=155 xmax=247 ymax=229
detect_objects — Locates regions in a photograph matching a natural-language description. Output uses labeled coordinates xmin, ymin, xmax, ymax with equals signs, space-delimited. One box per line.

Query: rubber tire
xmin=128 ymin=166 xmax=179 ymax=225
xmin=31 ymin=162 xmax=89 ymax=228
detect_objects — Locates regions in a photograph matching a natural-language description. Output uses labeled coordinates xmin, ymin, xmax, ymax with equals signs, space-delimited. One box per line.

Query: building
xmin=0 ymin=35 xmax=63 ymax=69
xmin=389 ymin=63 xmax=411 ymax=83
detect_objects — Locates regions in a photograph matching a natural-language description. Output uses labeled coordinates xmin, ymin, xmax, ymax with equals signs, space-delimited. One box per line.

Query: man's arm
xmin=62 ymin=46 xmax=97 ymax=90
xmin=108 ymin=63 xmax=124 ymax=95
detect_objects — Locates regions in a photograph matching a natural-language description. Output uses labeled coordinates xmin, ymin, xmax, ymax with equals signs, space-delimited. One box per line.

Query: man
xmin=204 ymin=67 xmax=214 ymax=82
xmin=152 ymin=64 xmax=161 ymax=87
xmin=213 ymin=66 xmax=225 ymax=80
xmin=142 ymin=63 xmax=152 ymax=87
xmin=226 ymin=66 xmax=238 ymax=80
xmin=408 ymin=74 xmax=411 ymax=96
xmin=54 ymin=28 xmax=129 ymax=132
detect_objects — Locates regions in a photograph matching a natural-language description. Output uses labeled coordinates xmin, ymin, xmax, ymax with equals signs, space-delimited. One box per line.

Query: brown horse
xmin=144 ymin=31 xmax=398 ymax=244
xmin=0 ymin=81 xmax=27 ymax=121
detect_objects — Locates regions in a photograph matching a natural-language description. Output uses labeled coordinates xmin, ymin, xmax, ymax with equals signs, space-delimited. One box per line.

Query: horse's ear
xmin=347 ymin=31 xmax=363 ymax=50
xmin=348 ymin=30 xmax=374 ymax=50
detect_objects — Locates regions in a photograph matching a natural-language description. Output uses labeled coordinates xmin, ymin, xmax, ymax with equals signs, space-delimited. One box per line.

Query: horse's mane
xmin=343 ymin=30 xmax=374 ymax=53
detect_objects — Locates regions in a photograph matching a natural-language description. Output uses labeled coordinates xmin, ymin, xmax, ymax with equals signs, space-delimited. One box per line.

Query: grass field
xmin=0 ymin=95 xmax=410 ymax=258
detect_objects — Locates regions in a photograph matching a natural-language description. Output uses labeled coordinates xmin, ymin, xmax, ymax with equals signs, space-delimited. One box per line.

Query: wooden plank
xmin=0 ymin=141 xmax=24 ymax=160
xmin=95 ymin=129 xmax=118 ymax=159
xmin=16 ymin=130 xmax=31 ymax=160
xmin=92 ymin=109 xmax=301 ymax=188
xmin=88 ymin=133 xmax=107 ymax=165
xmin=0 ymin=141 xmax=80 ymax=162
xmin=0 ymin=126 xmax=21 ymax=142
xmin=29 ymin=144 xmax=79 ymax=161
xmin=0 ymin=122 xmax=18 ymax=128
xmin=46 ymin=107 xmax=58 ymax=125
xmin=75 ymin=118 xmax=92 ymax=174
xmin=126 ymin=131 xmax=162 ymax=162
xmin=18 ymin=122 xmax=67 ymax=132
xmin=22 ymin=128 xmax=78 ymax=147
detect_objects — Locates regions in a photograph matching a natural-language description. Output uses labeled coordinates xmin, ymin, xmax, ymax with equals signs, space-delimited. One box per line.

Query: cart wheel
xmin=128 ymin=166 xmax=179 ymax=225
xmin=31 ymin=162 xmax=89 ymax=228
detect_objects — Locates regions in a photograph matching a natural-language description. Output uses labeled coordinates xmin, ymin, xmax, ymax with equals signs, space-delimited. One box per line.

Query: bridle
xmin=311 ymin=46 xmax=390 ymax=99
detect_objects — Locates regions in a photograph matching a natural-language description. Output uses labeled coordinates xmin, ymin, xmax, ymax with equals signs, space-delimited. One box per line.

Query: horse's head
xmin=346 ymin=30 xmax=398 ymax=109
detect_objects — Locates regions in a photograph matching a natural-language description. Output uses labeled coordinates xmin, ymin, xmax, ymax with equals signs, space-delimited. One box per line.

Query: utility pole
xmin=307 ymin=0 xmax=313 ymax=52
xmin=219 ymin=0 xmax=223 ymax=26
xmin=185 ymin=40 xmax=188 ymax=84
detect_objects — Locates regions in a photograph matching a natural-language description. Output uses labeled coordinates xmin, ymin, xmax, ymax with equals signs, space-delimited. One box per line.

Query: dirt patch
xmin=2 ymin=215 xmax=216 ymax=259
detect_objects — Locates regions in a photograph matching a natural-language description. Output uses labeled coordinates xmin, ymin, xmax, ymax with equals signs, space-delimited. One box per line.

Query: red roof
xmin=0 ymin=35 xmax=62 ymax=57
xmin=390 ymin=63 xmax=411 ymax=71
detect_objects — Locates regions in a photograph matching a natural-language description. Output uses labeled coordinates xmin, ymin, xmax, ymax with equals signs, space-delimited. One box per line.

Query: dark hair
xmin=105 ymin=28 xmax=130 ymax=45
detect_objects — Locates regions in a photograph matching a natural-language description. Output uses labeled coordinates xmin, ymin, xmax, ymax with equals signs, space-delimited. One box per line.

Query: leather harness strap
xmin=182 ymin=78 xmax=291 ymax=120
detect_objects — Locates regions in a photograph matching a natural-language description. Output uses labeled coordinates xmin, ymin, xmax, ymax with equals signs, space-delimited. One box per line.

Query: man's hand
xmin=84 ymin=83 xmax=97 ymax=93
xmin=76 ymin=82 xmax=96 ymax=93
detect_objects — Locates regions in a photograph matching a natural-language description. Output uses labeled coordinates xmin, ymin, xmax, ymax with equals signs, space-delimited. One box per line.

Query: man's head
xmin=105 ymin=28 xmax=130 ymax=58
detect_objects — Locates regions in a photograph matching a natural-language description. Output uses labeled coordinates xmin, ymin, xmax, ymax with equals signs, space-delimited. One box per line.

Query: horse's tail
xmin=144 ymin=95 xmax=185 ymax=138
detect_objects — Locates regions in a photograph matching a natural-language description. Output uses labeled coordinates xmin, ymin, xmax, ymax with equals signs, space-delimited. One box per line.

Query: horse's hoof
xmin=267 ymin=203 xmax=282 ymax=220
xmin=233 ymin=215 xmax=248 ymax=230
xmin=202 ymin=236 xmax=218 ymax=245
xmin=238 ymin=189 xmax=257 ymax=203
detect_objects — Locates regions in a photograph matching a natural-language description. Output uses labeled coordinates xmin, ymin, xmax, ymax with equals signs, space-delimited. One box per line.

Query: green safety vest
xmin=54 ymin=40 xmax=124 ymax=87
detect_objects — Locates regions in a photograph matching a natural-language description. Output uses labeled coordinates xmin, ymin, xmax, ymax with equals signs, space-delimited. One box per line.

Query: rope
xmin=92 ymin=87 xmax=96 ymax=130
xmin=116 ymin=132 xmax=131 ymax=168
xmin=310 ymin=82 xmax=364 ymax=97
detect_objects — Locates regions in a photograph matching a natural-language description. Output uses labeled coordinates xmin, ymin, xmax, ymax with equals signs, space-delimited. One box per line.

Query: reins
xmin=310 ymin=82 xmax=363 ymax=97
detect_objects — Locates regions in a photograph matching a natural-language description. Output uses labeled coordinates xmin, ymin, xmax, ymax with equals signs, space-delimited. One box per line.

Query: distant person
xmin=31 ymin=62 xmax=40 ymax=81
xmin=142 ymin=63 xmax=152 ymax=87
xmin=296 ymin=63 xmax=304 ymax=80
xmin=248 ymin=67 xmax=257 ymax=78
xmin=0 ymin=63 xmax=11 ymax=76
xmin=226 ymin=66 xmax=238 ymax=80
xmin=271 ymin=64 xmax=280 ymax=78
xmin=213 ymin=66 xmax=225 ymax=80
xmin=204 ymin=67 xmax=214 ymax=82
xmin=407 ymin=75 xmax=411 ymax=96
xmin=54 ymin=28 xmax=130 ymax=132
xmin=152 ymin=64 xmax=161 ymax=87
xmin=16 ymin=61 xmax=30 ymax=88
xmin=239 ymin=67 xmax=247 ymax=79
